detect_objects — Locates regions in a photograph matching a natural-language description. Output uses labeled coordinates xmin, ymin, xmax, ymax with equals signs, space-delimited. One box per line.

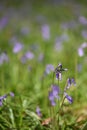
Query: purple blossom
xmin=25 ymin=51 xmax=34 ymax=60
xmin=10 ymin=92 xmax=14 ymax=97
xmin=79 ymin=16 xmax=87 ymax=25
xmin=51 ymin=100 xmax=56 ymax=106
xmin=48 ymin=85 xmax=60 ymax=106
xmin=49 ymin=91 xmax=54 ymax=101
xmin=13 ymin=42 xmax=24 ymax=53
xmin=81 ymin=42 xmax=87 ymax=48
xmin=65 ymin=78 xmax=76 ymax=90
xmin=64 ymin=92 xmax=73 ymax=104
xmin=0 ymin=16 xmax=8 ymax=30
xmin=45 ymin=64 xmax=54 ymax=74
xmin=81 ymin=30 xmax=87 ymax=39
xmin=36 ymin=106 xmax=42 ymax=117
xmin=0 ymin=52 xmax=9 ymax=65
xmin=78 ymin=47 xmax=84 ymax=57
xmin=49 ymin=92 xmax=56 ymax=106
xmin=52 ymin=85 xmax=60 ymax=98
xmin=56 ymin=72 xmax=62 ymax=80
xmin=55 ymin=63 xmax=68 ymax=80
xmin=0 ymin=94 xmax=7 ymax=106
xmin=41 ymin=24 xmax=50 ymax=40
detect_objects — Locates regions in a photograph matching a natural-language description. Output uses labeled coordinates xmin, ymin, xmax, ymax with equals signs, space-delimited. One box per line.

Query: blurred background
xmin=0 ymin=0 xmax=87 ymax=129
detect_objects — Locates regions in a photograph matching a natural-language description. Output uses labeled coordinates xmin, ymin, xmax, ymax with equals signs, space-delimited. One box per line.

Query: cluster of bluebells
xmin=48 ymin=63 xmax=76 ymax=106
xmin=0 ymin=92 xmax=14 ymax=106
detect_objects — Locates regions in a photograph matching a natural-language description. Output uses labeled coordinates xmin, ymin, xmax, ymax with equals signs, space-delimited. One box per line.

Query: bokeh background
xmin=0 ymin=0 xmax=87 ymax=129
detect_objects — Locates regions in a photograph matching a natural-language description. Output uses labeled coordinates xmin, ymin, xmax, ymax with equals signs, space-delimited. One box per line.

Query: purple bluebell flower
xmin=41 ymin=24 xmax=50 ymax=40
xmin=25 ymin=51 xmax=34 ymax=60
xmin=55 ymin=63 xmax=68 ymax=80
xmin=51 ymin=100 xmax=56 ymax=106
xmin=48 ymin=92 xmax=56 ymax=106
xmin=52 ymin=85 xmax=60 ymax=98
xmin=81 ymin=30 xmax=87 ymax=39
xmin=0 ymin=16 xmax=8 ymax=30
xmin=64 ymin=92 xmax=73 ymax=104
xmin=78 ymin=47 xmax=84 ymax=57
xmin=79 ymin=16 xmax=87 ymax=25
xmin=49 ymin=91 xmax=54 ymax=101
xmin=65 ymin=78 xmax=76 ymax=90
xmin=71 ymin=78 xmax=76 ymax=86
xmin=81 ymin=42 xmax=87 ymax=48
xmin=45 ymin=64 xmax=54 ymax=74
xmin=0 ymin=94 xmax=7 ymax=106
xmin=0 ymin=52 xmax=9 ymax=65
xmin=36 ymin=106 xmax=42 ymax=117
xmin=49 ymin=85 xmax=60 ymax=106
xmin=13 ymin=42 xmax=23 ymax=53
xmin=10 ymin=92 xmax=14 ymax=97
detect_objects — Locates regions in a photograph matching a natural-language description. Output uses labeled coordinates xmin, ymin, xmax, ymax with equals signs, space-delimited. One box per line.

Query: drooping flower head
xmin=55 ymin=63 xmax=68 ymax=80
xmin=64 ymin=92 xmax=73 ymax=104
xmin=65 ymin=78 xmax=76 ymax=90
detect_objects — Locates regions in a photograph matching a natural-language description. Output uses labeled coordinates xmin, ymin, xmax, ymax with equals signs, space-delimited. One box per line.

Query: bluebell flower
xmin=41 ymin=24 xmax=50 ymax=40
xmin=45 ymin=64 xmax=54 ymax=74
xmin=36 ymin=106 xmax=42 ymax=117
xmin=25 ymin=51 xmax=34 ymax=60
xmin=64 ymin=92 xmax=73 ymax=104
xmin=65 ymin=78 xmax=76 ymax=90
xmin=10 ymin=92 xmax=14 ymax=97
xmin=52 ymin=85 xmax=60 ymax=98
xmin=49 ymin=85 xmax=60 ymax=106
xmin=13 ymin=42 xmax=23 ymax=53
xmin=0 ymin=52 xmax=9 ymax=65
xmin=55 ymin=63 xmax=67 ymax=80
xmin=0 ymin=94 xmax=7 ymax=106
